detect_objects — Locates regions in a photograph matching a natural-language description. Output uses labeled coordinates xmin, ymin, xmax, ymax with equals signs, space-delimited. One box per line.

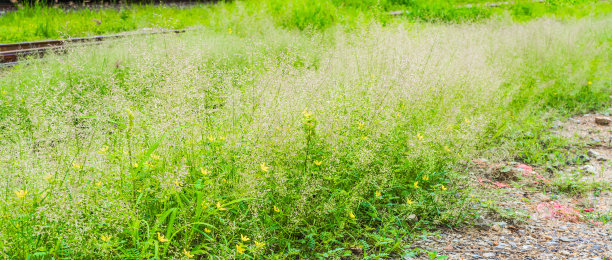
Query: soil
xmin=409 ymin=113 xmax=612 ymax=260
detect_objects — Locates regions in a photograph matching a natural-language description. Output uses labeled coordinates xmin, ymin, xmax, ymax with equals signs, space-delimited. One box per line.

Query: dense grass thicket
xmin=0 ymin=0 xmax=611 ymax=43
xmin=1 ymin=0 xmax=612 ymax=258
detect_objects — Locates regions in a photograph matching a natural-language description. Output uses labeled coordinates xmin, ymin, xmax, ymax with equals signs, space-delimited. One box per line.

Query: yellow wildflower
xmin=43 ymin=173 xmax=53 ymax=181
xmin=260 ymin=163 xmax=269 ymax=172
xmin=174 ymin=180 xmax=182 ymax=186
xmin=255 ymin=241 xmax=266 ymax=248
xmin=150 ymin=154 xmax=160 ymax=160
xmin=216 ymin=202 xmax=227 ymax=211
xmin=349 ymin=211 xmax=356 ymax=219
xmin=219 ymin=136 xmax=226 ymax=141
xmin=200 ymin=168 xmax=210 ymax=175
xmin=15 ymin=189 xmax=27 ymax=199
xmin=302 ymin=109 xmax=312 ymax=118
xmin=96 ymin=181 xmax=102 ymax=187
xmin=464 ymin=117 xmax=470 ymax=124
xmin=440 ymin=184 xmax=447 ymax=191
xmin=416 ymin=133 xmax=424 ymax=140
xmin=204 ymin=228 xmax=212 ymax=233
xmin=358 ymin=122 xmax=365 ymax=130
xmin=375 ymin=191 xmax=382 ymax=197
xmin=274 ymin=205 xmax=281 ymax=213
xmin=132 ymin=163 xmax=139 ymax=168
xmin=444 ymin=146 xmax=451 ymax=152
xmin=314 ymin=160 xmax=322 ymax=166
xmin=413 ymin=181 xmax=419 ymax=189
xmin=72 ymin=162 xmax=82 ymax=169
xmin=183 ymin=249 xmax=194 ymax=258
xmin=236 ymin=244 xmax=246 ymax=254
xmin=228 ymin=28 xmax=233 ymax=34
xmin=422 ymin=175 xmax=429 ymax=181
xmin=396 ymin=112 xmax=402 ymax=117
xmin=588 ymin=81 xmax=592 ymax=85
xmin=406 ymin=198 xmax=413 ymax=205
xmin=361 ymin=136 xmax=368 ymax=140
xmin=98 ymin=146 xmax=109 ymax=154
xmin=208 ymin=136 xmax=216 ymax=142
xmin=157 ymin=232 xmax=169 ymax=243
xmin=101 ymin=235 xmax=111 ymax=242
xmin=241 ymin=234 xmax=250 ymax=242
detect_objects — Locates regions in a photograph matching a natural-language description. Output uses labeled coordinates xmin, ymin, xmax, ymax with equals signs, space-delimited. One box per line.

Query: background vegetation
xmin=0 ymin=0 xmax=611 ymax=43
xmin=0 ymin=0 xmax=610 ymax=259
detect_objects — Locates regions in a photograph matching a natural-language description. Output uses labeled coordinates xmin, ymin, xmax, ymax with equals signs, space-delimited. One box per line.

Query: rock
xmin=483 ymin=252 xmax=495 ymax=257
xmin=595 ymin=117 xmax=611 ymax=126
xmin=587 ymin=150 xmax=607 ymax=161
xmin=442 ymin=245 xmax=454 ymax=251
xmin=560 ymin=236 xmax=578 ymax=242
xmin=492 ymin=221 xmax=507 ymax=228
xmin=521 ymin=245 xmax=534 ymax=250
xmin=495 ymin=243 xmax=508 ymax=250
xmin=581 ymin=165 xmax=598 ymax=175
xmin=544 ymin=235 xmax=553 ymax=240
xmin=545 ymin=241 xmax=559 ymax=246
xmin=491 ymin=224 xmax=501 ymax=232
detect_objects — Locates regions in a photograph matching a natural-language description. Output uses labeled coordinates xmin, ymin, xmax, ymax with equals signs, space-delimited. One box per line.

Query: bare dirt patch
xmin=409 ymin=113 xmax=612 ymax=259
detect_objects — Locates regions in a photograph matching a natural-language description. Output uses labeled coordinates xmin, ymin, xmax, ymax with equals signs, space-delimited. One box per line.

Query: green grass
xmin=0 ymin=0 xmax=611 ymax=259
xmin=0 ymin=0 xmax=611 ymax=43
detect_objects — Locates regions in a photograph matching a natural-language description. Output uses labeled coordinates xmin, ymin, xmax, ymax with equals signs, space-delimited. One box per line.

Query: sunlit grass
xmin=0 ymin=6 xmax=610 ymax=259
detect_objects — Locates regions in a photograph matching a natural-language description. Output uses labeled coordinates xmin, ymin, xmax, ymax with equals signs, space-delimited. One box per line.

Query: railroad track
xmin=0 ymin=29 xmax=188 ymax=67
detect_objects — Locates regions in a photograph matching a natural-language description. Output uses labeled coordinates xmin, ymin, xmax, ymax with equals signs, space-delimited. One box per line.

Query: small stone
xmin=560 ymin=236 xmax=578 ymax=242
xmin=560 ymin=250 xmax=571 ymax=255
xmin=544 ymin=235 xmax=553 ymax=240
xmin=442 ymin=245 xmax=454 ymax=251
xmin=483 ymin=252 xmax=495 ymax=257
xmin=587 ymin=149 xmax=607 ymax=161
xmin=508 ymin=241 xmax=517 ymax=248
xmin=492 ymin=221 xmax=507 ymax=228
xmin=491 ymin=224 xmax=501 ymax=232
xmin=595 ymin=117 xmax=611 ymax=126
xmin=521 ymin=245 xmax=534 ymax=250
xmin=545 ymin=241 xmax=559 ymax=246
xmin=495 ymin=243 xmax=508 ymax=250
xmin=581 ymin=165 xmax=598 ymax=175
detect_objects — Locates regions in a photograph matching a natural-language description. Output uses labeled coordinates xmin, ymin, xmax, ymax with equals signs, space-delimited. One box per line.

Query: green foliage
xmin=0 ymin=2 xmax=610 ymax=259
xmin=1 ymin=0 xmax=611 ymax=43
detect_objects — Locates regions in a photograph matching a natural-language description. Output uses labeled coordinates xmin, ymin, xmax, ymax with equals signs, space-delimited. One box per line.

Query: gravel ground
xmin=408 ymin=113 xmax=612 ymax=260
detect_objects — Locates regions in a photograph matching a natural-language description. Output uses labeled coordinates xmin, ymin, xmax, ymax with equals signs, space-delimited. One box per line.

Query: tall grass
xmin=0 ymin=0 xmax=610 ymax=43
xmin=0 ymin=9 xmax=610 ymax=258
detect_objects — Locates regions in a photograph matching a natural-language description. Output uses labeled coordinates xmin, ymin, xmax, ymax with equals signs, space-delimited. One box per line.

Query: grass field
xmin=0 ymin=0 xmax=611 ymax=43
xmin=0 ymin=0 xmax=611 ymax=259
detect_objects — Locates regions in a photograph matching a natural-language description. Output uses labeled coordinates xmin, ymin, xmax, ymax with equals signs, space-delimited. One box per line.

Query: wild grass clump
xmin=0 ymin=12 xmax=610 ymax=258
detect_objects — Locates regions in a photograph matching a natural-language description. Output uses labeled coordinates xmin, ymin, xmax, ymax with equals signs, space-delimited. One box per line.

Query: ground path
xmin=410 ymin=112 xmax=612 ymax=260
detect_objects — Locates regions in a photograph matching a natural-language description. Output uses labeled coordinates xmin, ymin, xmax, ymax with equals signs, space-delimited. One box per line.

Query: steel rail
xmin=0 ymin=28 xmax=189 ymax=66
